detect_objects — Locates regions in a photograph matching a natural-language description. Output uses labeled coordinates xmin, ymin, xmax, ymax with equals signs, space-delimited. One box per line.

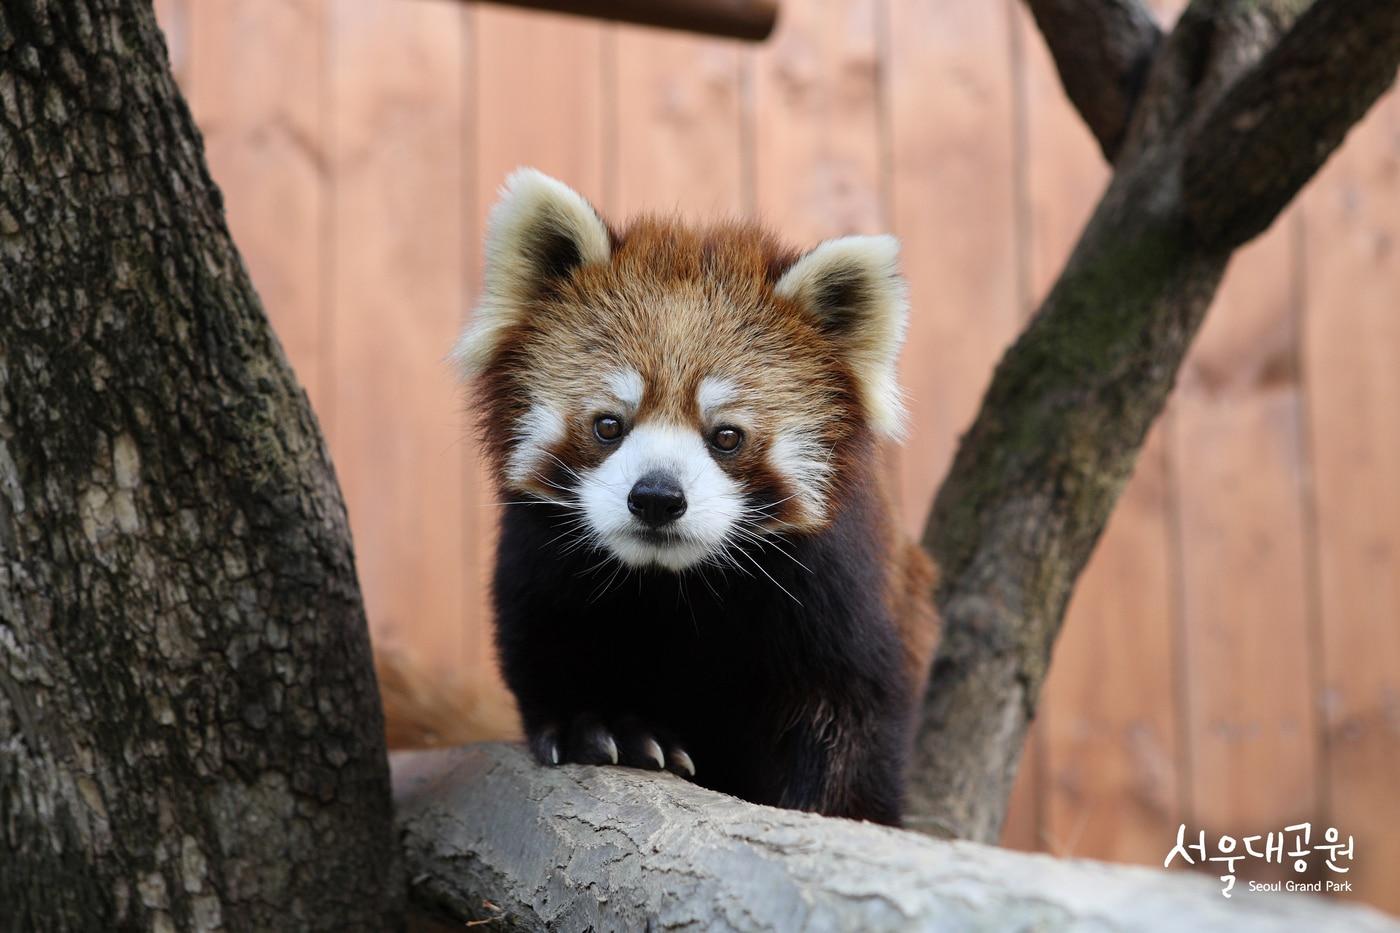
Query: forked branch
xmin=909 ymin=0 xmax=1400 ymax=841
xmin=1022 ymin=0 xmax=1163 ymax=161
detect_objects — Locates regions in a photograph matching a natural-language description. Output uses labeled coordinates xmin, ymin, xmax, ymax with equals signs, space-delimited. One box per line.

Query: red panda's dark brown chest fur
xmin=458 ymin=169 xmax=937 ymax=825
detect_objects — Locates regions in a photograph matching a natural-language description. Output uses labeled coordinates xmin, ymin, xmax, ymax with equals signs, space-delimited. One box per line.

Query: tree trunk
xmin=396 ymin=745 xmax=1399 ymax=932
xmin=0 ymin=1 xmax=400 ymax=929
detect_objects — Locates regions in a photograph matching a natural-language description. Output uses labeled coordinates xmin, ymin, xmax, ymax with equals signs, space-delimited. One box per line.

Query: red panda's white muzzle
xmin=578 ymin=421 xmax=744 ymax=571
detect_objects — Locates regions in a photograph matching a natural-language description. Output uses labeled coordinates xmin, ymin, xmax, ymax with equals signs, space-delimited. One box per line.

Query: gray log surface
xmin=395 ymin=745 xmax=1398 ymax=932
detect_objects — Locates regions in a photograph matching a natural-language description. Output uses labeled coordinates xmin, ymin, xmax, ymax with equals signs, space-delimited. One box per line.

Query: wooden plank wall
xmin=1301 ymin=94 xmax=1400 ymax=912
xmin=154 ymin=0 xmax=1399 ymax=914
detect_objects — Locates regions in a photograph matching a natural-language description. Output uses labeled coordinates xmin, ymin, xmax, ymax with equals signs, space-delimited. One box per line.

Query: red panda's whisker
xmin=541 ymin=526 xmax=582 ymax=549
xmin=674 ymin=575 xmax=702 ymax=638
xmin=736 ymin=548 xmax=803 ymax=607
xmin=692 ymin=566 xmax=723 ymax=604
xmin=586 ymin=558 xmax=631 ymax=604
xmin=739 ymin=491 xmax=802 ymax=514
xmin=526 ymin=471 xmax=574 ymax=495
xmin=539 ymin=450 xmax=585 ymax=482
xmin=540 ymin=516 xmax=597 ymax=551
xmin=579 ymin=552 xmax=619 ymax=577
xmin=730 ymin=524 xmax=812 ymax=574
xmin=732 ymin=532 xmax=809 ymax=574
xmin=709 ymin=541 xmax=754 ymax=581
xmin=555 ymin=530 xmax=604 ymax=555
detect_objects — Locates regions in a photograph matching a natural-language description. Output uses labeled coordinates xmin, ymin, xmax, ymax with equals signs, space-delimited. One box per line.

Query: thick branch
xmin=1185 ymin=0 xmax=1400 ymax=248
xmin=394 ymin=745 xmax=1394 ymax=931
xmin=472 ymin=0 xmax=778 ymax=41
xmin=1023 ymin=0 xmax=1163 ymax=160
xmin=910 ymin=0 xmax=1398 ymax=842
xmin=912 ymin=201 xmax=1228 ymax=841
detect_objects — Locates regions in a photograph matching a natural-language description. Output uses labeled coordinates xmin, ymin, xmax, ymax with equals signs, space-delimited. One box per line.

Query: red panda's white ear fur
xmin=454 ymin=168 xmax=611 ymax=377
xmin=775 ymin=235 xmax=910 ymax=439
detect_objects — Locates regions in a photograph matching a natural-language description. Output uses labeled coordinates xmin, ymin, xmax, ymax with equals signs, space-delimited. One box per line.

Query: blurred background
xmin=152 ymin=0 xmax=1397 ymax=914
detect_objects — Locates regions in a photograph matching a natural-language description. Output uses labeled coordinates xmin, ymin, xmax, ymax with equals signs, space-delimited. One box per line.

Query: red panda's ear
xmin=775 ymin=235 xmax=909 ymax=439
xmin=454 ymin=168 xmax=611 ymax=377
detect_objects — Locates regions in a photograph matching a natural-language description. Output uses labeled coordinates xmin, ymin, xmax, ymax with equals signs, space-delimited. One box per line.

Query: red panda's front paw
xmin=528 ymin=713 xmax=695 ymax=779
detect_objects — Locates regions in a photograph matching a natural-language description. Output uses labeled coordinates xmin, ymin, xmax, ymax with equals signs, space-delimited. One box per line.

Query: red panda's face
xmin=457 ymin=170 xmax=910 ymax=572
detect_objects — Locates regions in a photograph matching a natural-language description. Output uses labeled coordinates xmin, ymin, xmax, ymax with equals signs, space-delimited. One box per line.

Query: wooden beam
xmin=471 ymin=0 xmax=778 ymax=41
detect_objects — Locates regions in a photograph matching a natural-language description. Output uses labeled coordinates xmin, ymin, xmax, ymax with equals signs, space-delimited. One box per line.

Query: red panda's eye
xmin=594 ymin=415 xmax=624 ymax=443
xmin=710 ymin=427 xmax=744 ymax=453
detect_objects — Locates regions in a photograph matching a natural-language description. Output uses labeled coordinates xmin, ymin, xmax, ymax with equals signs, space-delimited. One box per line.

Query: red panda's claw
xmin=665 ymin=748 xmax=696 ymax=780
xmin=540 ymin=713 xmax=695 ymax=779
xmin=614 ymin=715 xmax=666 ymax=771
xmin=567 ymin=713 xmax=620 ymax=766
xmin=529 ymin=725 xmax=562 ymax=766
xmin=616 ymin=716 xmax=694 ymax=779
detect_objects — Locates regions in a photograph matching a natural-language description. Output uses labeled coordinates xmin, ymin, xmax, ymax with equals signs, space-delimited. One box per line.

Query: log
xmin=393 ymin=745 xmax=1398 ymax=931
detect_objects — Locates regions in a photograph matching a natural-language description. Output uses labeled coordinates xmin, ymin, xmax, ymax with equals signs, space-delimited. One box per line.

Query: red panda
xmin=455 ymin=169 xmax=937 ymax=825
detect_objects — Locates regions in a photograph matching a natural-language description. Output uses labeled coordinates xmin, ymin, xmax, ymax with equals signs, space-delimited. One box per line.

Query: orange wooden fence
xmin=155 ymin=0 xmax=1399 ymax=914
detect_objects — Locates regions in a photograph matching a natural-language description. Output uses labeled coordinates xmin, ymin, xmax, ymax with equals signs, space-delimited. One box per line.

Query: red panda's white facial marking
xmin=505 ymin=403 xmax=567 ymax=492
xmin=604 ymin=368 xmax=645 ymax=411
xmin=577 ymin=418 xmax=746 ymax=570
xmin=768 ymin=429 xmax=836 ymax=524
xmin=459 ymin=168 xmax=912 ymax=572
xmin=696 ymin=376 xmax=739 ymax=414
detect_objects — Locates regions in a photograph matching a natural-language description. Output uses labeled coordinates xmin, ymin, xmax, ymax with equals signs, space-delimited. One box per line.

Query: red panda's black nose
xmin=627 ymin=472 xmax=687 ymax=529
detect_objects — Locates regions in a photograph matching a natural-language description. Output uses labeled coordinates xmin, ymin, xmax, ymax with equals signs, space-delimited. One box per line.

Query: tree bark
xmin=1023 ymin=0 xmax=1162 ymax=161
xmin=1183 ymin=0 xmax=1400 ymax=249
xmin=909 ymin=0 xmax=1400 ymax=842
xmin=0 ymin=2 xmax=400 ymax=929
xmin=396 ymin=745 xmax=1399 ymax=932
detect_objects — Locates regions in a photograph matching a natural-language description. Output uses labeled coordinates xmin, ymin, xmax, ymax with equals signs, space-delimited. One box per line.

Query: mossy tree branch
xmin=909 ymin=0 xmax=1400 ymax=841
